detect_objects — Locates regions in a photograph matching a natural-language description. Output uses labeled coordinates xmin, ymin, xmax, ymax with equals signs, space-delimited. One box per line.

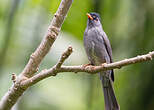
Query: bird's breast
xmin=84 ymin=28 xmax=108 ymax=65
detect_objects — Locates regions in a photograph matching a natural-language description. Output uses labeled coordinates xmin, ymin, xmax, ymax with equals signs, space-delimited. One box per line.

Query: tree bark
xmin=0 ymin=0 xmax=154 ymax=110
xmin=0 ymin=0 xmax=73 ymax=110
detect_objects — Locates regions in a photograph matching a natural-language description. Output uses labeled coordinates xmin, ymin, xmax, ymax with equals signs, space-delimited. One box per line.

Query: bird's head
xmin=86 ymin=12 xmax=102 ymax=28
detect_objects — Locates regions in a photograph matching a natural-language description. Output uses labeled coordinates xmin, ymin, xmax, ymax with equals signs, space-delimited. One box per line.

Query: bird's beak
xmin=86 ymin=13 xmax=93 ymax=20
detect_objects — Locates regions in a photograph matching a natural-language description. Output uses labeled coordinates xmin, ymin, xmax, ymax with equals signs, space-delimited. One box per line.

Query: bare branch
xmin=21 ymin=46 xmax=73 ymax=87
xmin=0 ymin=0 xmax=73 ymax=110
xmin=0 ymin=0 xmax=154 ymax=109
xmin=60 ymin=51 xmax=154 ymax=73
xmin=21 ymin=0 xmax=73 ymax=78
xmin=20 ymin=51 xmax=154 ymax=88
xmin=55 ymin=46 xmax=73 ymax=69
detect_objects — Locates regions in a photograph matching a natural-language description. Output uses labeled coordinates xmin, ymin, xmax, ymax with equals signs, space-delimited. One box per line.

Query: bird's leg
xmin=82 ymin=63 xmax=93 ymax=68
xmin=82 ymin=61 xmax=95 ymax=69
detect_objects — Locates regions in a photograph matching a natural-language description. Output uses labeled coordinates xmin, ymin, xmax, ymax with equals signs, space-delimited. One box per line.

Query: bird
xmin=83 ymin=12 xmax=120 ymax=110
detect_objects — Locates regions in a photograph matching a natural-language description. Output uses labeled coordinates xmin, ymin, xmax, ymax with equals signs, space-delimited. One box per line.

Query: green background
xmin=0 ymin=0 xmax=154 ymax=110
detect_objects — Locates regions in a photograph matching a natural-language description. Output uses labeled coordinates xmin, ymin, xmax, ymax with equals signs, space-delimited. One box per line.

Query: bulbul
xmin=83 ymin=12 xmax=120 ymax=110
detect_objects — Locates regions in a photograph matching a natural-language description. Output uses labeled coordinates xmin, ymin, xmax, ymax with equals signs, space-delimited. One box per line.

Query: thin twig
xmin=55 ymin=46 xmax=73 ymax=69
xmin=21 ymin=46 xmax=73 ymax=87
xmin=20 ymin=51 xmax=154 ymax=88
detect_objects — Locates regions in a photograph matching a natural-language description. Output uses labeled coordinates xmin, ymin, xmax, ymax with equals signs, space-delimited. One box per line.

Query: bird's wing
xmin=100 ymin=31 xmax=114 ymax=81
xmin=101 ymin=31 xmax=113 ymax=63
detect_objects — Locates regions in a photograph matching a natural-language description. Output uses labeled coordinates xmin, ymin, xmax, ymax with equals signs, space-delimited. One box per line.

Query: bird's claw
xmin=82 ymin=63 xmax=92 ymax=68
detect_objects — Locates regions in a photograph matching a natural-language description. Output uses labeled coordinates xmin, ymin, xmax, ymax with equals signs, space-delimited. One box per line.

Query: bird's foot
xmin=82 ymin=63 xmax=93 ymax=68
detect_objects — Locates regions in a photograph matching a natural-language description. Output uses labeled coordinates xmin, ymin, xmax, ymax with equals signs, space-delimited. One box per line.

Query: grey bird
xmin=83 ymin=12 xmax=120 ymax=110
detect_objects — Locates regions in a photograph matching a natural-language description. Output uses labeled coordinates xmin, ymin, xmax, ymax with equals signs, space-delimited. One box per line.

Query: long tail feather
xmin=101 ymin=73 xmax=120 ymax=110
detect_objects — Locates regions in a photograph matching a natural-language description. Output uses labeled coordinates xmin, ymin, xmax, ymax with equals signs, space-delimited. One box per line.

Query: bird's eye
xmin=93 ymin=16 xmax=96 ymax=19
xmin=93 ymin=17 xmax=98 ymax=21
xmin=92 ymin=16 xmax=98 ymax=21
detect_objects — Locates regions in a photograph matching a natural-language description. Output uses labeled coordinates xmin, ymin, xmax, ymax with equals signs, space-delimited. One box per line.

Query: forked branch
xmin=0 ymin=0 xmax=73 ymax=110
xmin=0 ymin=0 xmax=154 ymax=110
xmin=21 ymin=50 xmax=154 ymax=88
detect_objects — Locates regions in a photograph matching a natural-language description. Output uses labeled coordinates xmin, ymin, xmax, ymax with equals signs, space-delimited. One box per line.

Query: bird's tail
xmin=100 ymin=72 xmax=120 ymax=110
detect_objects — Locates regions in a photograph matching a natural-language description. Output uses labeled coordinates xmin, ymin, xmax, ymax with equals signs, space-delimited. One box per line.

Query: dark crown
xmin=89 ymin=12 xmax=101 ymax=20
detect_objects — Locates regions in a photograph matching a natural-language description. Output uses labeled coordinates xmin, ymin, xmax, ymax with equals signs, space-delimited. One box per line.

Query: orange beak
xmin=86 ymin=13 xmax=93 ymax=20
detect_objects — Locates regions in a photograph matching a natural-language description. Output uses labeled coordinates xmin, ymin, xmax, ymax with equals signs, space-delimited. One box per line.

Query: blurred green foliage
xmin=0 ymin=0 xmax=154 ymax=110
